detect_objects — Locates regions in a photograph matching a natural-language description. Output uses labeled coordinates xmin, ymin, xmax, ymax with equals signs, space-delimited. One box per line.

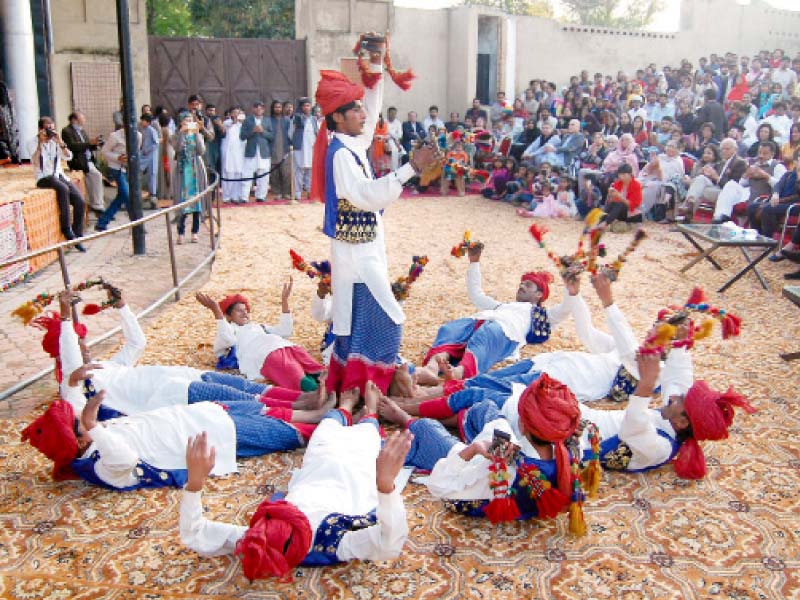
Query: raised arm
xmin=262 ymin=278 xmax=294 ymax=338
xmin=465 ymin=247 xmax=500 ymax=310
xmin=108 ymin=287 xmax=146 ymax=366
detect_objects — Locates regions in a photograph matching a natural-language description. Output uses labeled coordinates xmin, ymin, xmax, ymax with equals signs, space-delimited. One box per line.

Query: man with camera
xmin=29 ymin=116 xmax=87 ymax=252
xmin=61 ymin=111 xmax=105 ymax=217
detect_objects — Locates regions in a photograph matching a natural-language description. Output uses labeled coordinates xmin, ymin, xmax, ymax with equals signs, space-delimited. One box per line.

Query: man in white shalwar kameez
xmin=288 ymin=98 xmax=318 ymax=201
xmin=221 ymin=107 xmax=247 ymax=203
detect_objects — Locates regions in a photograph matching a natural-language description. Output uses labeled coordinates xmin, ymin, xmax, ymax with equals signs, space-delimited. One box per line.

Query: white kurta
xmin=328 ymin=65 xmax=417 ymax=336
xmin=311 ymin=294 xmax=334 ymax=365
xmin=213 ymin=314 xmax=294 ymax=381
xmin=289 ymin=116 xmax=316 ymax=169
xmin=179 ymin=418 xmax=408 ymax=562
xmin=466 ymin=262 xmax=571 ymax=347
xmin=84 ymin=401 xmax=237 ymax=488
xmin=222 ymin=120 xmax=245 ymax=175
xmin=59 ymin=306 xmax=204 ymax=415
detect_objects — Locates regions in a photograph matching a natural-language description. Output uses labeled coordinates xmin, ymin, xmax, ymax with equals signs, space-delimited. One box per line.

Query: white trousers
xmin=242 ymin=157 xmax=271 ymax=200
xmin=713 ymin=181 xmax=749 ymax=219
xmin=85 ymin=162 xmax=106 ymax=211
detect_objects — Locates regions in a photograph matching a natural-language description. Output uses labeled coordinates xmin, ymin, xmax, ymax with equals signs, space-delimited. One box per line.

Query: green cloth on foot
xmin=300 ymin=375 xmax=319 ymax=392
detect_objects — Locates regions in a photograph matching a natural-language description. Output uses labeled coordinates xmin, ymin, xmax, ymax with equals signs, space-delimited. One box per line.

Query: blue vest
xmin=71 ymin=451 xmax=188 ymax=491
xmin=586 ymin=429 xmax=680 ymax=472
xmin=442 ymin=455 xmax=559 ymax=520
xmin=608 ymin=364 xmax=638 ymax=403
xmin=525 ymin=305 xmax=551 ymax=345
xmin=215 ymin=347 xmax=239 ymax=371
xmin=291 ymin=114 xmax=317 ymax=149
xmin=323 ymin=137 xmax=379 ymax=242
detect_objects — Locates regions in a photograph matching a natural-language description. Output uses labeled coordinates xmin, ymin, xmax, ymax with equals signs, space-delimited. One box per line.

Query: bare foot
xmin=414 ymin=365 xmax=440 ymax=387
xmin=388 ymin=396 xmax=423 ymax=416
xmin=364 ymin=381 xmax=380 ymax=415
xmin=339 ymin=388 xmax=359 ymax=414
xmin=437 ymin=356 xmax=456 ymax=381
xmin=312 ymin=371 xmax=328 ymax=409
xmin=378 ymin=395 xmax=413 ymax=427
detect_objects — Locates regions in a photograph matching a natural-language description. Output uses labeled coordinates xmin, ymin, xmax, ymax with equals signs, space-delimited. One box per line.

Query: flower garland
xmin=352 ymin=34 xmax=415 ymax=91
xmin=450 ymin=231 xmax=483 ymax=258
xmin=484 ymin=454 xmax=520 ymax=524
xmin=391 ymin=255 xmax=429 ymax=301
xmin=11 ymin=278 xmax=117 ymax=325
xmin=289 ymin=250 xmax=331 ymax=286
xmin=641 ymin=287 xmax=742 ymax=355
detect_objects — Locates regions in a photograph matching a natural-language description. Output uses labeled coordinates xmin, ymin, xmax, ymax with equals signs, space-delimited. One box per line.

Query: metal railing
xmin=0 ymin=173 xmax=222 ymax=402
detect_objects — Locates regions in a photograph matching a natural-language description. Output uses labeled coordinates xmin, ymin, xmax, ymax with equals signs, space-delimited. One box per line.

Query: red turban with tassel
xmin=673 ymin=381 xmax=756 ymax=479
xmin=21 ymin=400 xmax=80 ymax=480
xmin=309 ymin=70 xmax=367 ymax=203
xmin=520 ymin=271 xmax=554 ymax=302
xmin=31 ymin=312 xmax=88 ymax=383
xmin=517 ymin=373 xmax=580 ymax=499
xmin=235 ymin=499 xmax=313 ymax=582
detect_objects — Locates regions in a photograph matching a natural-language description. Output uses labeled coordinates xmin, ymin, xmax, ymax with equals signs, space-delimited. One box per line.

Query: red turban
xmin=521 ymin=271 xmax=554 ymax=303
xmin=31 ymin=312 xmax=88 ymax=383
xmin=21 ymin=400 xmax=80 ymax=480
xmin=235 ymin=499 xmax=313 ymax=582
xmin=219 ymin=294 xmax=251 ymax=316
xmin=518 ymin=373 xmax=580 ymax=498
xmin=310 ymin=70 xmax=366 ymax=203
xmin=673 ymin=380 xmax=756 ymax=479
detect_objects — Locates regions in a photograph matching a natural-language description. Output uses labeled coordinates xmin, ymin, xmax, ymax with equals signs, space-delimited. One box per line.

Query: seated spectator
xmin=674 ymin=100 xmax=696 ymax=136
xmin=517 ymin=180 xmax=573 ymax=219
xmin=576 ymin=175 xmax=602 ymax=218
xmin=652 ymin=92 xmax=675 ymax=122
xmin=423 ymin=105 xmax=445 ymax=132
xmin=627 ymin=95 xmax=647 ymax=123
xmin=481 ymin=156 xmax=511 ymax=200
xmin=490 ymin=91 xmax=508 ymax=125
xmin=689 ymin=122 xmax=720 ymax=159
xmin=639 ymin=141 xmax=685 ymax=221
xmin=616 ymin=112 xmax=634 ymax=136
xmin=401 ymin=112 xmax=425 ymax=154
xmin=600 ymin=111 xmax=618 ymax=137
xmin=747 ymin=123 xmax=778 ymax=158
xmin=522 ymin=87 xmax=539 ymax=116
xmin=29 ymin=117 xmax=86 ymax=251
xmin=465 ymin=98 xmax=488 ymax=124
xmin=746 ymin=148 xmax=799 ymax=237
xmin=577 ymin=132 xmax=608 ymax=189
xmin=553 ymin=118 xmax=586 ymax=171
xmin=678 ymin=138 xmax=747 ymax=222
xmin=653 ymin=117 xmax=675 ymax=150
xmin=762 ymin=101 xmax=792 ymax=146
xmin=511 ymin=98 xmax=529 ymax=133
xmin=602 ymin=133 xmax=640 ymax=179
xmin=536 ymin=107 xmax=557 ymax=131
xmin=732 ymin=103 xmax=758 ymax=146
xmin=440 ymin=139 xmax=469 ymax=197
xmin=631 ymin=116 xmax=648 ymax=147
xmin=521 ymin=122 xmax=562 ymax=168
xmin=596 ymin=163 xmax=643 ymax=230
xmin=503 ymin=164 xmax=532 ymax=204
xmin=509 ymin=118 xmax=539 ymax=161
xmin=782 ymin=124 xmax=800 ymax=171
xmin=695 ymin=88 xmax=727 ymax=140
xmin=445 ymin=112 xmax=464 ymax=133
xmin=727 ymin=126 xmax=750 ymax=158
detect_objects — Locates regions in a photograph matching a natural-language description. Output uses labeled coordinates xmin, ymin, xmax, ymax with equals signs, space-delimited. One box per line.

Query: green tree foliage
xmin=463 ymin=0 xmax=554 ymax=18
xmin=559 ymin=0 xmax=664 ymax=30
xmin=146 ymin=0 xmax=294 ymax=39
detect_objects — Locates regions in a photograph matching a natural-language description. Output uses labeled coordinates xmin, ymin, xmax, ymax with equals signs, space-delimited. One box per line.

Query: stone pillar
xmin=2 ymin=0 xmax=40 ymax=159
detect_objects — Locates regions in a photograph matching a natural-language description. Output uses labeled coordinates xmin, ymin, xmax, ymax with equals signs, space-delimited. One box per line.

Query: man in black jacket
xmin=695 ymin=89 xmax=726 ymax=138
xmin=401 ymin=111 xmax=426 ymax=154
xmin=61 ymin=112 xmax=105 ymax=215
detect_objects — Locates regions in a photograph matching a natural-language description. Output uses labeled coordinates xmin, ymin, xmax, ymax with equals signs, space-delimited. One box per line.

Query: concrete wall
xmin=48 ymin=0 xmax=150 ymax=131
xmin=298 ymin=0 xmax=800 ymax=119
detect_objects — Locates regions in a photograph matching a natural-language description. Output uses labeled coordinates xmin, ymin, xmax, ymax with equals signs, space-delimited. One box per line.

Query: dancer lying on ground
xmin=406 ymin=271 xmax=688 ymax=409
xmin=48 ymin=290 xmax=324 ymax=419
xmin=196 ymin=280 xmax=324 ymax=391
xmin=21 ymin=380 xmax=336 ymax=489
xmin=379 ymin=375 xmax=597 ymax=531
xmin=415 ymin=243 xmax=571 ymax=385
xmin=179 ymin=382 xmax=413 ymax=581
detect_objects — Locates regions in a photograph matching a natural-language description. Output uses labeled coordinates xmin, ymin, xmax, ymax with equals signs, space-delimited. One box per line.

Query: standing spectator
xmin=401 ymin=111 xmax=425 ymax=154
xmin=695 ymin=89 xmax=727 ymax=142
xmin=465 ymin=98 xmax=488 ymax=124
xmin=29 ymin=117 xmax=86 ymax=251
xmin=204 ymin=104 xmax=225 ymax=177
xmin=770 ymin=56 xmax=797 ymax=100
xmin=422 ymin=106 xmax=444 ymax=132
xmin=289 ymin=98 xmax=318 ymax=202
xmin=282 ymin=100 xmax=294 ymax=120
xmin=371 ymin=114 xmax=392 ymax=177
xmin=385 ymin=106 xmax=404 ymax=170
xmin=240 ymin=101 xmax=273 ymax=203
xmin=221 ymin=107 xmax=247 ymax=204
xmin=96 ymin=122 xmax=142 ymax=232
xmin=188 ymin=94 xmax=215 ymax=146
xmin=173 ymin=111 xmax=207 ymax=244
xmin=268 ymin=100 xmax=291 ymax=200
xmin=139 ymin=114 xmax=160 ymax=207
xmin=156 ymin=112 xmax=175 ymax=204
xmin=61 ymin=111 xmax=105 ymax=216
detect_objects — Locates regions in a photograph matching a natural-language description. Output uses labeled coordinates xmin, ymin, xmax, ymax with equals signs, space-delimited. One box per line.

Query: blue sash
xmin=71 ymin=452 xmax=188 ymax=491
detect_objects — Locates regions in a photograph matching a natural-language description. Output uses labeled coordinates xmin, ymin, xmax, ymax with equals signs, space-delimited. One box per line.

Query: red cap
xmin=219 ymin=294 xmax=250 ymax=316
xmin=518 ymin=373 xmax=580 ymax=498
xmin=521 ymin=271 xmax=554 ymax=302
xmin=21 ymin=400 xmax=79 ymax=480
xmin=673 ymin=380 xmax=756 ymax=479
xmin=235 ymin=499 xmax=313 ymax=582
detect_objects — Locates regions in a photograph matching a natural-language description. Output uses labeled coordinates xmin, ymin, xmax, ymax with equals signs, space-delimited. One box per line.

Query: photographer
xmin=29 ymin=117 xmax=86 ymax=252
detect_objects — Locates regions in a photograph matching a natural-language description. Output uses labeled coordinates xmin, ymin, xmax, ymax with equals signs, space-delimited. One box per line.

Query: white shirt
xmin=289 ymin=114 xmax=317 ymax=169
xmin=83 ymin=401 xmax=237 ymax=489
xmin=422 ymin=117 xmax=445 ymax=133
xmin=213 ymin=315 xmax=294 ymax=381
xmin=29 ymin=138 xmax=71 ymax=181
xmin=222 ymin=119 xmax=246 ymax=174
xmin=101 ymin=128 xmax=142 ymax=171
xmin=466 ymin=263 xmax=570 ymax=348
xmin=386 ymin=118 xmax=404 ymax=155
xmin=311 ymin=294 xmax=334 ymax=365
xmin=329 ymin=65 xmax=416 ymax=336
xmin=179 ymin=418 xmax=408 ymax=562
xmin=59 ymin=306 xmax=204 ymax=415
xmin=761 ymin=114 xmax=792 ymax=145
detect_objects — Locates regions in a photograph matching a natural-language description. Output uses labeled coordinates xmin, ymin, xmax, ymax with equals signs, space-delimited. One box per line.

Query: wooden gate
xmin=148 ymin=37 xmax=307 ymax=115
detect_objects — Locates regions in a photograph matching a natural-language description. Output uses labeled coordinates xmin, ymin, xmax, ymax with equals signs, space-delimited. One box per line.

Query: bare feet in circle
xmin=339 ymin=387 xmax=359 ymax=414
xmin=378 ymin=395 xmax=413 ymax=428
xmin=364 ymin=381 xmax=380 ymax=415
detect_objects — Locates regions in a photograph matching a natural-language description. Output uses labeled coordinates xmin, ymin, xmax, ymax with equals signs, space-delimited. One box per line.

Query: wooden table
xmin=677 ymin=224 xmax=777 ymax=293
xmin=780 ymin=286 xmax=800 ymax=361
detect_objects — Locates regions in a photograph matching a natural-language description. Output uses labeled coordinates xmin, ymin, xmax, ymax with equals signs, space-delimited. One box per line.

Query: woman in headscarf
xmin=172 ymin=111 xmax=207 ymax=244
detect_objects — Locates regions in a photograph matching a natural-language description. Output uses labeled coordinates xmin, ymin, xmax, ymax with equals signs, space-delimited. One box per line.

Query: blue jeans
xmin=96 ymin=168 xmax=129 ymax=230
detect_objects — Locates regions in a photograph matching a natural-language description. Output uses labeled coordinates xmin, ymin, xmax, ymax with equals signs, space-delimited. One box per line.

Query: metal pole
xmin=207 ymin=187 xmax=215 ymax=249
xmin=289 ymin=145 xmax=296 ymax=203
xmin=164 ymin=212 xmax=180 ymax=301
xmin=116 ymin=0 xmax=145 ymax=255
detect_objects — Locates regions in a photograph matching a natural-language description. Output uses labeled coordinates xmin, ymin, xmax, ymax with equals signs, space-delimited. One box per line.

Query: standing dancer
xmin=310 ymin=34 xmax=435 ymax=395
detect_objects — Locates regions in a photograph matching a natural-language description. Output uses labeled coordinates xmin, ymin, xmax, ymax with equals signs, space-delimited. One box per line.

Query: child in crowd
xmin=441 ymin=139 xmax=469 ymax=197
xmin=481 ymin=156 xmax=511 ymax=200
xmin=503 ymin=164 xmax=531 ymax=203
xmin=517 ymin=180 xmax=572 ymax=218
xmin=555 ymin=177 xmax=578 ymax=217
